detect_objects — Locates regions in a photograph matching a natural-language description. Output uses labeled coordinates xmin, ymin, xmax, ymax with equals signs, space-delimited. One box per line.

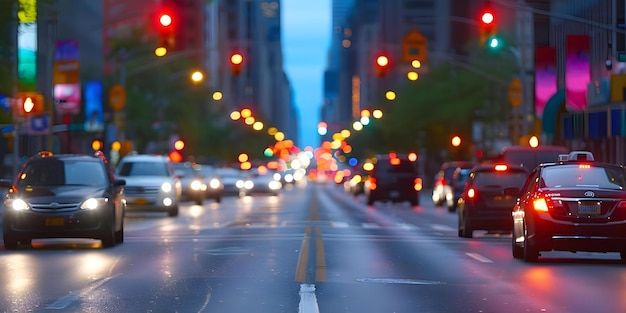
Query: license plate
xmin=578 ymin=203 xmax=601 ymax=215
xmin=45 ymin=217 xmax=64 ymax=226
xmin=134 ymin=198 xmax=147 ymax=205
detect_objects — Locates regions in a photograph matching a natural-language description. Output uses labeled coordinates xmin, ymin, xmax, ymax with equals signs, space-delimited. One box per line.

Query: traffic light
xmin=230 ymin=52 xmax=244 ymax=76
xmin=15 ymin=92 xmax=44 ymax=116
xmin=375 ymin=54 xmax=390 ymax=77
xmin=155 ymin=10 xmax=176 ymax=56
xmin=479 ymin=8 xmax=499 ymax=49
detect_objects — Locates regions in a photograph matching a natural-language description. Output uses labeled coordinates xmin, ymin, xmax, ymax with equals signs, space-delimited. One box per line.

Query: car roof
xmin=472 ymin=163 xmax=528 ymax=172
xmin=119 ymin=154 xmax=170 ymax=162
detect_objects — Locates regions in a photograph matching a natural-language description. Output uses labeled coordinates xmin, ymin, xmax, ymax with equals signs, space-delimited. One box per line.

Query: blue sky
xmin=282 ymin=0 xmax=331 ymax=149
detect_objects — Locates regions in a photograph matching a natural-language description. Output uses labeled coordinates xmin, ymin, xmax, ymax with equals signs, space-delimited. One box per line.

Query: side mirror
xmin=114 ymin=179 xmax=126 ymax=186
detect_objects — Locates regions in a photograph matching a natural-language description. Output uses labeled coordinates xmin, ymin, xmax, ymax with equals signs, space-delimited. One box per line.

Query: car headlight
xmin=80 ymin=198 xmax=108 ymax=210
xmin=6 ymin=199 xmax=30 ymax=211
xmin=208 ymin=178 xmax=222 ymax=189
xmin=236 ymin=180 xmax=245 ymax=188
xmin=190 ymin=180 xmax=203 ymax=191
xmin=161 ymin=182 xmax=173 ymax=192
xmin=273 ymin=173 xmax=282 ymax=181
xmin=269 ymin=181 xmax=282 ymax=190
xmin=244 ymin=180 xmax=254 ymax=190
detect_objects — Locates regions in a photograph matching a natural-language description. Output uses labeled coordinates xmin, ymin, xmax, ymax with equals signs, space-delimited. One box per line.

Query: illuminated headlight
xmin=6 ymin=199 xmax=30 ymax=211
xmin=284 ymin=174 xmax=294 ymax=183
xmin=273 ymin=173 xmax=282 ymax=181
xmin=190 ymin=180 xmax=203 ymax=191
xmin=243 ymin=180 xmax=254 ymax=190
xmin=236 ymin=180 xmax=245 ymax=188
xmin=208 ymin=178 xmax=222 ymax=189
xmin=161 ymin=182 xmax=173 ymax=192
xmin=80 ymin=198 xmax=108 ymax=210
xmin=269 ymin=180 xmax=282 ymax=190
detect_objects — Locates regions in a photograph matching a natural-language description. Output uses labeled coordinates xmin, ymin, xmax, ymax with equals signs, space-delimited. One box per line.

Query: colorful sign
xmin=565 ymin=35 xmax=590 ymax=111
xmin=535 ymin=47 xmax=557 ymax=118
xmin=17 ymin=0 xmax=37 ymax=89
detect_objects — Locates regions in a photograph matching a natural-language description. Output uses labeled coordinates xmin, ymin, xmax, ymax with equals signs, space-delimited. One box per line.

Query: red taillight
xmin=414 ymin=178 xmax=422 ymax=191
xmin=369 ymin=177 xmax=377 ymax=190
xmin=441 ymin=178 xmax=448 ymax=186
xmin=533 ymin=198 xmax=549 ymax=212
xmin=495 ymin=164 xmax=508 ymax=171
xmin=467 ymin=188 xmax=476 ymax=199
xmin=618 ymin=201 xmax=626 ymax=209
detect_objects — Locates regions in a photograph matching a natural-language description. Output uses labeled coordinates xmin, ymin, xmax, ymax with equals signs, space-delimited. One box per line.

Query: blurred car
xmin=509 ymin=151 xmax=626 ymax=262
xmin=115 ymin=154 xmax=182 ymax=217
xmin=364 ymin=153 xmax=422 ymax=206
xmin=173 ymin=162 xmax=206 ymax=205
xmin=497 ymin=145 xmax=568 ymax=172
xmin=457 ymin=163 xmax=528 ymax=238
xmin=195 ymin=164 xmax=224 ymax=203
xmin=215 ymin=167 xmax=246 ymax=197
xmin=0 ymin=151 xmax=126 ymax=249
xmin=443 ymin=165 xmax=474 ymax=212
xmin=239 ymin=171 xmax=282 ymax=196
xmin=432 ymin=161 xmax=475 ymax=207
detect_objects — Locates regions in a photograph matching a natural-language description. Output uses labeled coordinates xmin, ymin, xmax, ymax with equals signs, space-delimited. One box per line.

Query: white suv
xmin=115 ymin=154 xmax=182 ymax=217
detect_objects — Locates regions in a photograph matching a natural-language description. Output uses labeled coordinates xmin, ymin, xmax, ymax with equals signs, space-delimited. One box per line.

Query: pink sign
xmin=534 ymin=47 xmax=556 ymax=118
xmin=54 ymin=83 xmax=81 ymax=115
xmin=565 ymin=35 xmax=590 ymax=111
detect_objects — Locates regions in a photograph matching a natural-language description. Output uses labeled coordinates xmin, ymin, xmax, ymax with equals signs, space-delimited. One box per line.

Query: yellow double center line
xmin=295 ymin=192 xmax=327 ymax=282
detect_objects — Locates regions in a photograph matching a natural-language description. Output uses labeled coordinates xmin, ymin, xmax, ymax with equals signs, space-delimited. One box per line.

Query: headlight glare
xmin=80 ymin=198 xmax=108 ymax=210
xmin=9 ymin=199 xmax=30 ymax=211
xmin=161 ymin=182 xmax=173 ymax=192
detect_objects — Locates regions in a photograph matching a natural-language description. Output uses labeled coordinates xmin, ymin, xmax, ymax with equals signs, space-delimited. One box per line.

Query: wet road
xmin=0 ymin=182 xmax=625 ymax=312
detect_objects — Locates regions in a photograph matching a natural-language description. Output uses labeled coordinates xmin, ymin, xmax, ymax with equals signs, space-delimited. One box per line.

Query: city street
xmin=0 ymin=182 xmax=625 ymax=312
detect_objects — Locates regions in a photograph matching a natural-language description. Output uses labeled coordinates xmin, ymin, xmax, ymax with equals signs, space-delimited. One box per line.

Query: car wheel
xmin=512 ymin=233 xmax=523 ymax=259
xmin=461 ymin=209 xmax=473 ymax=238
xmin=115 ymin=221 xmax=124 ymax=244
xmin=216 ymin=197 xmax=222 ymax=203
xmin=3 ymin=234 xmax=18 ymax=250
xmin=522 ymin=227 xmax=539 ymax=262
xmin=168 ymin=205 xmax=179 ymax=217
xmin=195 ymin=197 xmax=203 ymax=205
xmin=101 ymin=223 xmax=116 ymax=248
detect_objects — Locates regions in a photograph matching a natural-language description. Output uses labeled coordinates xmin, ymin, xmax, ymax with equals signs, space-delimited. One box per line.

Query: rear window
xmin=373 ymin=160 xmax=417 ymax=174
xmin=501 ymin=147 xmax=567 ymax=170
xmin=19 ymin=159 xmax=107 ymax=186
xmin=118 ymin=161 xmax=170 ymax=177
xmin=473 ymin=170 xmax=528 ymax=188
xmin=541 ymin=165 xmax=626 ymax=190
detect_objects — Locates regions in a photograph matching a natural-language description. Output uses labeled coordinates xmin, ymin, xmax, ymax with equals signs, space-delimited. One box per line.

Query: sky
xmin=281 ymin=0 xmax=331 ymax=149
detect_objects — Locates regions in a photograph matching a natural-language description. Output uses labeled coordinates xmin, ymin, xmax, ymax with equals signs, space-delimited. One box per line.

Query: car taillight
xmin=533 ymin=198 xmax=549 ymax=212
xmin=441 ymin=178 xmax=448 ymax=186
xmin=617 ymin=201 xmax=626 ymax=209
xmin=414 ymin=178 xmax=422 ymax=191
xmin=467 ymin=188 xmax=476 ymax=199
xmin=369 ymin=177 xmax=377 ymax=190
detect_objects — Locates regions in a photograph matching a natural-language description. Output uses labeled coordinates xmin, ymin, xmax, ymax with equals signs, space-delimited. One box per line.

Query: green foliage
xmin=351 ymin=57 xmax=516 ymax=161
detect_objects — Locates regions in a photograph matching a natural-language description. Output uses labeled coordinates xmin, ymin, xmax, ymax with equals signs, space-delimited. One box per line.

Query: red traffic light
xmin=159 ymin=13 xmax=172 ymax=27
xmin=230 ymin=53 xmax=244 ymax=76
xmin=480 ymin=11 xmax=494 ymax=25
xmin=16 ymin=92 xmax=44 ymax=116
xmin=155 ymin=9 xmax=176 ymax=55
xmin=375 ymin=54 xmax=390 ymax=77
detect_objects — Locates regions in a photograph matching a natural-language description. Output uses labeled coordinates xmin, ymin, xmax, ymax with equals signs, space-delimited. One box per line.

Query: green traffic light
xmin=487 ymin=37 xmax=500 ymax=49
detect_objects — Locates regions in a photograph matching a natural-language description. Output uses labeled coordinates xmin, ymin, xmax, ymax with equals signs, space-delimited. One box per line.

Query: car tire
xmin=523 ymin=231 xmax=539 ymax=262
xmin=168 ymin=205 xmax=179 ymax=217
xmin=3 ymin=233 xmax=18 ymax=250
xmin=101 ymin=223 xmax=116 ymax=248
xmin=216 ymin=197 xmax=222 ymax=203
xmin=512 ymin=234 xmax=523 ymax=259
xmin=461 ymin=210 xmax=473 ymax=238
xmin=115 ymin=221 xmax=124 ymax=244
xmin=195 ymin=197 xmax=203 ymax=205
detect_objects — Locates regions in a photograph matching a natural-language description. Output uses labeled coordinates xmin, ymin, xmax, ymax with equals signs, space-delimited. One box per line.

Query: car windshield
xmin=374 ymin=160 xmax=416 ymax=174
xmin=118 ymin=161 xmax=169 ymax=177
xmin=541 ymin=165 xmax=626 ymax=190
xmin=473 ymin=170 xmax=528 ymax=188
xmin=19 ymin=160 xmax=107 ymax=187
xmin=174 ymin=163 xmax=197 ymax=177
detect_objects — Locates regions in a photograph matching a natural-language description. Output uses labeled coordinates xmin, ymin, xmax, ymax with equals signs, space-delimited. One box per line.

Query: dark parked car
xmin=509 ymin=151 xmax=626 ymax=262
xmin=457 ymin=163 xmax=528 ymax=238
xmin=364 ymin=153 xmax=422 ymax=206
xmin=1 ymin=151 xmax=126 ymax=249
